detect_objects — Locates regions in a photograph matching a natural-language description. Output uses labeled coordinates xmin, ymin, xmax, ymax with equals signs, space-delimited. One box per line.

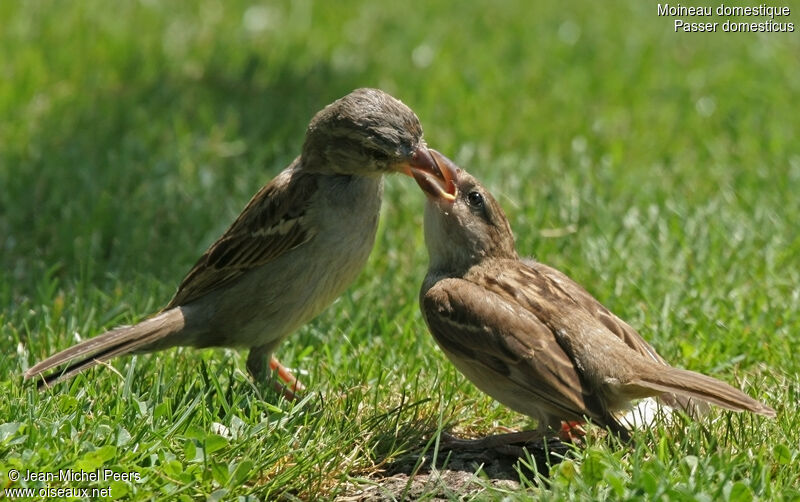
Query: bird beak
xmin=401 ymin=147 xmax=457 ymax=200
xmin=408 ymin=148 xmax=458 ymax=202
xmin=399 ymin=146 xmax=441 ymax=178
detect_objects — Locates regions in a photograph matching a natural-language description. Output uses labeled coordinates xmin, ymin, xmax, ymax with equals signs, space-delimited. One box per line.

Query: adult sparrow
xmin=25 ymin=88 xmax=446 ymax=394
xmin=412 ymin=151 xmax=775 ymax=443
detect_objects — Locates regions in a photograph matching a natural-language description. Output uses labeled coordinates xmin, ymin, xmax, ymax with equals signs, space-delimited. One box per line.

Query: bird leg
xmin=558 ymin=421 xmax=587 ymax=441
xmin=268 ymin=355 xmax=306 ymax=398
xmin=246 ymin=347 xmax=305 ymax=400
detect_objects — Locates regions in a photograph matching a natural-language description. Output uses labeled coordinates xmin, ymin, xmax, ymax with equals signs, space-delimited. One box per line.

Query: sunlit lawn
xmin=2 ymin=1 xmax=798 ymax=499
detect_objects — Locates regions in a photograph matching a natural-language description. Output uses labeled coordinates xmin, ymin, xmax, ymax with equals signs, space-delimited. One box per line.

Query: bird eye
xmin=467 ymin=191 xmax=484 ymax=208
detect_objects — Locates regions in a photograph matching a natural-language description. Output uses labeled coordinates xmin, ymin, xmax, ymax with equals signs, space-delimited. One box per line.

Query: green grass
xmin=2 ymin=0 xmax=799 ymax=499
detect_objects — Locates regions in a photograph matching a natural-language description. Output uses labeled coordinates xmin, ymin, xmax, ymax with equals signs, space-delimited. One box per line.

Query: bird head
xmin=301 ymin=88 xmax=445 ymax=181
xmin=413 ymin=150 xmax=518 ymax=273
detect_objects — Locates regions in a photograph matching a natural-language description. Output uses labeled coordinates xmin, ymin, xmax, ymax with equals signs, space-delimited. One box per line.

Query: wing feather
xmin=516 ymin=260 xmax=702 ymax=413
xmin=421 ymin=278 xmax=595 ymax=422
xmin=524 ymin=260 xmax=665 ymax=364
xmin=167 ymin=162 xmax=318 ymax=308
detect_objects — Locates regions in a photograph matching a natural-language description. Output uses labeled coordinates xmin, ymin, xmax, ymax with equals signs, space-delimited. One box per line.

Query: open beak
xmin=404 ymin=147 xmax=458 ymax=202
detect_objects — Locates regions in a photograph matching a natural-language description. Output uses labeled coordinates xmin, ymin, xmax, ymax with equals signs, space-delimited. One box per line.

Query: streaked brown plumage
xmin=25 ymin=88 xmax=445 ymax=393
xmin=413 ymin=151 xmax=776 ymax=441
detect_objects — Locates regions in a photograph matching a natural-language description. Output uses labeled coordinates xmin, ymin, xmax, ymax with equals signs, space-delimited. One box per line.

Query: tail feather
xmin=630 ymin=366 xmax=776 ymax=418
xmin=656 ymin=392 xmax=710 ymax=418
xmin=24 ymin=308 xmax=186 ymax=388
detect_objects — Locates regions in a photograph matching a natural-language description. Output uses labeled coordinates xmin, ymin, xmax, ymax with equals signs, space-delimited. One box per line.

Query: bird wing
xmin=474 ymin=262 xmax=651 ymax=382
xmin=524 ymin=260 xmax=666 ymax=364
xmin=522 ymin=260 xmax=705 ymax=413
xmin=166 ymin=161 xmax=318 ymax=308
xmin=485 ymin=262 xmax=774 ymax=419
xmin=421 ymin=277 xmax=593 ymax=422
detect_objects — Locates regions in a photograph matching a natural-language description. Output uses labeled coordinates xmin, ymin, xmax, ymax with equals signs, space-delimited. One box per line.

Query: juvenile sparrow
xmin=412 ymin=151 xmax=776 ymax=443
xmin=25 ymin=88 xmax=446 ymax=393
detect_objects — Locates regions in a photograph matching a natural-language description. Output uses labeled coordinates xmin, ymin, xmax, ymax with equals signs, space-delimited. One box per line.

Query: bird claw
xmin=268 ymin=355 xmax=305 ymax=400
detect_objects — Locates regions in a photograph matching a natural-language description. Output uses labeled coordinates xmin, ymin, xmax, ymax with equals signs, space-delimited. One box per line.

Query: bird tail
xmin=24 ymin=308 xmax=186 ymax=389
xmin=655 ymin=391 xmax=710 ymax=418
xmin=628 ymin=366 xmax=776 ymax=418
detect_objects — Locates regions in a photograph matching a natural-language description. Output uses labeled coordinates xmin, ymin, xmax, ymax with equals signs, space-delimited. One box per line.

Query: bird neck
xmin=425 ymin=251 xmax=486 ymax=280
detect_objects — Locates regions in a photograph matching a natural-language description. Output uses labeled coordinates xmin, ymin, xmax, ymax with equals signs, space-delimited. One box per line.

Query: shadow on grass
xmin=383 ymin=435 xmax=570 ymax=480
xmin=345 ymin=415 xmax=572 ymax=499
